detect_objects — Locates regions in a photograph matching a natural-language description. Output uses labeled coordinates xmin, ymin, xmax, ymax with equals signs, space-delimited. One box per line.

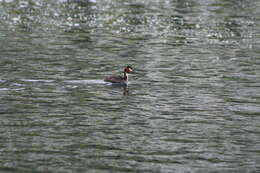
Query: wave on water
xmin=0 ymin=79 xmax=112 ymax=91
xmin=20 ymin=79 xmax=55 ymax=83
xmin=20 ymin=79 xmax=108 ymax=85
xmin=64 ymin=80 xmax=107 ymax=85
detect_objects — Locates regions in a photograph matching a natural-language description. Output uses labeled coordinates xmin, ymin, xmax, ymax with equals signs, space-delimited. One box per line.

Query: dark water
xmin=1 ymin=0 xmax=260 ymax=172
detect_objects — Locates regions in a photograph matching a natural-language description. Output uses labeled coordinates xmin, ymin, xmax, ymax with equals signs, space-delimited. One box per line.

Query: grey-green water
xmin=0 ymin=0 xmax=260 ymax=172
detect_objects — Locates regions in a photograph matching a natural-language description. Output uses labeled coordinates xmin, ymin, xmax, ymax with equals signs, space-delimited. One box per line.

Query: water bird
xmin=104 ymin=66 xmax=133 ymax=84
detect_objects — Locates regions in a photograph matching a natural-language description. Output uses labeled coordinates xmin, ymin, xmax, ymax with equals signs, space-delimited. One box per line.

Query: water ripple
xmin=1 ymin=0 xmax=260 ymax=172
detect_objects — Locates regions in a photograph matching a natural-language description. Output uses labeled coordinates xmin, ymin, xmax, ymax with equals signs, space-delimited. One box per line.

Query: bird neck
xmin=123 ymin=71 xmax=128 ymax=81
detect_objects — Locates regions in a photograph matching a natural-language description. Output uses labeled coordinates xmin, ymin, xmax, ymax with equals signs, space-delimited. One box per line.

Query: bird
xmin=104 ymin=66 xmax=133 ymax=84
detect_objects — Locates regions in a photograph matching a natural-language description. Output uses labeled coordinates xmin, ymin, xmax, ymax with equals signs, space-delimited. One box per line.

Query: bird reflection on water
xmin=107 ymin=82 xmax=130 ymax=96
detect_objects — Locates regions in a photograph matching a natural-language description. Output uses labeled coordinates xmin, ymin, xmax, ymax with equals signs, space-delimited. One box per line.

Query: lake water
xmin=0 ymin=0 xmax=260 ymax=172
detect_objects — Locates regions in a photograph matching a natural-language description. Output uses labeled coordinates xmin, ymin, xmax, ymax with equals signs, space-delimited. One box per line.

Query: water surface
xmin=0 ymin=0 xmax=260 ymax=172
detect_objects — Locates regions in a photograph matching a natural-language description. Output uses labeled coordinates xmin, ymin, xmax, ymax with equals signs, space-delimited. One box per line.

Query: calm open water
xmin=0 ymin=0 xmax=260 ymax=172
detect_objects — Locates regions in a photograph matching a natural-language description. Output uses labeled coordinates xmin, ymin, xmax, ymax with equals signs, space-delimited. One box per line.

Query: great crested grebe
xmin=104 ymin=66 xmax=133 ymax=84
